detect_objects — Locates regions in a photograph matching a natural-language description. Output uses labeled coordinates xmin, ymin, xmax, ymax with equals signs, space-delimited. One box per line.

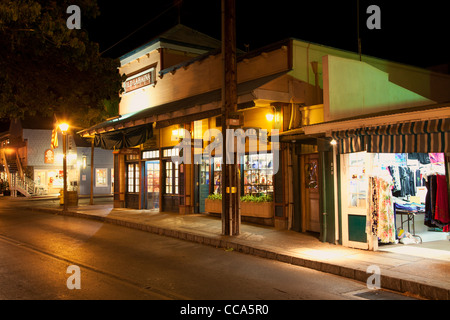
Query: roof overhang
xmin=303 ymin=102 xmax=450 ymax=137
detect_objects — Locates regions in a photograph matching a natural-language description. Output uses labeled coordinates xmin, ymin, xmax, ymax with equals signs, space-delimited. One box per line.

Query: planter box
xmin=205 ymin=199 xmax=222 ymax=214
xmin=205 ymin=199 xmax=273 ymax=219
xmin=241 ymin=201 xmax=273 ymax=218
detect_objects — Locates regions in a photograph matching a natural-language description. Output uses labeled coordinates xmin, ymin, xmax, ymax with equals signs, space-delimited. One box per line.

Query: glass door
xmin=340 ymin=152 xmax=374 ymax=249
xmin=145 ymin=161 xmax=160 ymax=210
xmin=198 ymin=158 xmax=210 ymax=213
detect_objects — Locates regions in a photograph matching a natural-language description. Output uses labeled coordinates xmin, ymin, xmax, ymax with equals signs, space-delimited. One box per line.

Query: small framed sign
xmin=44 ymin=149 xmax=54 ymax=164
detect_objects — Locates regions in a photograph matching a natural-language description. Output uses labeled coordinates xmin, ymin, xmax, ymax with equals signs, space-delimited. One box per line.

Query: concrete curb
xmin=32 ymin=207 xmax=449 ymax=300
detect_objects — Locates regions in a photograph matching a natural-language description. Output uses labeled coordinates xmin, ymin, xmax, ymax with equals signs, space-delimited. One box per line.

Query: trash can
xmin=67 ymin=191 xmax=78 ymax=206
xmin=60 ymin=190 xmax=78 ymax=206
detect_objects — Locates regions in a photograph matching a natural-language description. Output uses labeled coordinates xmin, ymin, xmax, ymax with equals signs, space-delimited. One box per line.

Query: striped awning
xmin=332 ymin=118 xmax=450 ymax=154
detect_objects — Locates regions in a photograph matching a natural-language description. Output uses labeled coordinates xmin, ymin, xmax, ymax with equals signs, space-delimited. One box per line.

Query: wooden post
xmin=221 ymin=0 xmax=239 ymax=236
xmin=90 ymin=138 xmax=94 ymax=205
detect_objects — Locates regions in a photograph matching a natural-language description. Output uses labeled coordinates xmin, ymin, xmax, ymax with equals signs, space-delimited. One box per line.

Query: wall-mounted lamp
xmin=82 ymin=155 xmax=87 ymax=169
xmin=171 ymin=126 xmax=185 ymax=141
xmin=265 ymin=113 xmax=274 ymax=122
xmin=330 ymin=139 xmax=337 ymax=146
xmin=266 ymin=105 xmax=279 ymax=122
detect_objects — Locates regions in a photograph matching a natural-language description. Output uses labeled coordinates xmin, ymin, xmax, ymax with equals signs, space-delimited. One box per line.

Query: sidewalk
xmin=25 ymin=199 xmax=450 ymax=300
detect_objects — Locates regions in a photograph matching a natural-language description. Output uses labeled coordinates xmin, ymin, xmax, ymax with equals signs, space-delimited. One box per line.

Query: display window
xmin=346 ymin=153 xmax=368 ymax=209
xmin=95 ymin=168 xmax=108 ymax=187
xmin=243 ymin=153 xmax=274 ymax=195
xmin=127 ymin=163 xmax=139 ymax=193
xmin=211 ymin=153 xmax=275 ymax=196
xmin=164 ymin=161 xmax=179 ymax=194
xmin=47 ymin=170 xmax=63 ymax=188
xmin=213 ymin=157 xmax=222 ymax=194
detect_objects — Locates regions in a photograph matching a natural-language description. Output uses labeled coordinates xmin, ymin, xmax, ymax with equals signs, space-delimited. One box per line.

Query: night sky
xmin=87 ymin=0 xmax=449 ymax=70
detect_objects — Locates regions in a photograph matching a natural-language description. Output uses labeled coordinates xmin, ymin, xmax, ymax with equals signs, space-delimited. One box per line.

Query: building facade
xmin=0 ymin=118 xmax=114 ymax=197
xmin=79 ymin=24 xmax=450 ymax=250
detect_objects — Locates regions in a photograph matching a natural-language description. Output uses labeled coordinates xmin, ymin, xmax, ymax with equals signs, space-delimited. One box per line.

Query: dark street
xmin=0 ymin=198 xmax=415 ymax=301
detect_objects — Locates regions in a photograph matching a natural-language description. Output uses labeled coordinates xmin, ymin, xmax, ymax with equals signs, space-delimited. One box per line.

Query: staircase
xmin=1 ymin=148 xmax=35 ymax=197
xmin=10 ymin=174 xmax=36 ymax=197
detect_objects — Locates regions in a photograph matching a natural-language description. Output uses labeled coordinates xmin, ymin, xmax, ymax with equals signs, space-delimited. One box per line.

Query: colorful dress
xmin=369 ymin=177 xmax=396 ymax=243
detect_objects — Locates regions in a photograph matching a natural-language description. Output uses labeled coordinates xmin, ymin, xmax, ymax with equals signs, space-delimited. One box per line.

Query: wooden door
xmin=162 ymin=160 xmax=179 ymax=212
xmin=304 ymin=154 xmax=320 ymax=233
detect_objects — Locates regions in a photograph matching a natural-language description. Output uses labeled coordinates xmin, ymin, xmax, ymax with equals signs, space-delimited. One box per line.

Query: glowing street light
xmin=59 ymin=123 xmax=69 ymax=133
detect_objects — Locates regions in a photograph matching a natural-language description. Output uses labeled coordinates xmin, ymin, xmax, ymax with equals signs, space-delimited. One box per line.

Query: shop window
xmin=95 ymin=168 xmax=108 ymax=187
xmin=126 ymin=154 xmax=139 ymax=161
xmin=212 ymin=154 xmax=275 ymax=196
xmin=213 ymin=157 xmax=222 ymax=194
xmin=165 ymin=161 xmax=179 ymax=195
xmin=163 ymin=147 xmax=180 ymax=158
xmin=127 ymin=163 xmax=139 ymax=193
xmin=243 ymin=153 xmax=274 ymax=195
xmin=143 ymin=150 xmax=159 ymax=160
xmin=347 ymin=153 xmax=368 ymax=208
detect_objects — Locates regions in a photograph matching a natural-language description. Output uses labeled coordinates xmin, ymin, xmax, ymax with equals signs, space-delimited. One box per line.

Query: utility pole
xmin=62 ymin=130 xmax=68 ymax=212
xmin=221 ymin=0 xmax=240 ymax=236
xmin=90 ymin=138 xmax=94 ymax=205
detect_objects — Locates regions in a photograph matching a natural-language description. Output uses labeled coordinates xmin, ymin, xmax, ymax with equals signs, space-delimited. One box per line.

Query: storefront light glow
xmin=265 ymin=113 xmax=274 ymax=122
xmin=330 ymin=139 xmax=337 ymax=146
xmin=171 ymin=127 xmax=185 ymax=140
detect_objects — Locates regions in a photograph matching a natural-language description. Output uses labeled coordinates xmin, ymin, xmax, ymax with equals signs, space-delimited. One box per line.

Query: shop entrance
xmin=340 ymin=152 xmax=450 ymax=252
xmin=304 ymin=153 xmax=320 ymax=233
xmin=195 ymin=159 xmax=210 ymax=213
xmin=162 ymin=160 xmax=180 ymax=212
xmin=340 ymin=152 xmax=373 ymax=249
xmin=145 ymin=160 xmax=159 ymax=210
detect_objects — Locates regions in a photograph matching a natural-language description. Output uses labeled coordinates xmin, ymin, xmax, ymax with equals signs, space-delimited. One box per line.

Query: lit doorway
xmin=145 ymin=160 xmax=160 ymax=210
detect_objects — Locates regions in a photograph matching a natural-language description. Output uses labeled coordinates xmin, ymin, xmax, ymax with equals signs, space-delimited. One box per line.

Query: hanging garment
xmin=408 ymin=167 xmax=416 ymax=196
xmin=429 ymin=153 xmax=445 ymax=164
xmin=408 ymin=153 xmax=431 ymax=164
xmin=388 ymin=166 xmax=401 ymax=193
xmin=395 ymin=166 xmax=413 ymax=197
xmin=368 ymin=177 xmax=379 ymax=237
xmin=369 ymin=177 xmax=396 ymax=243
xmin=415 ymin=169 xmax=422 ymax=187
xmin=424 ymin=175 xmax=447 ymax=229
xmin=377 ymin=177 xmax=396 ymax=243
xmin=435 ymin=174 xmax=450 ymax=225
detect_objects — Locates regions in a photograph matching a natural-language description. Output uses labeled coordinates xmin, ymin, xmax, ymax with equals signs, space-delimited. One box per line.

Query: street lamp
xmin=59 ymin=123 xmax=69 ymax=212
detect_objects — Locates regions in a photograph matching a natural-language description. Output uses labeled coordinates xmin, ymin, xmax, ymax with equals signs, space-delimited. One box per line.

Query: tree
xmin=0 ymin=0 xmax=125 ymax=130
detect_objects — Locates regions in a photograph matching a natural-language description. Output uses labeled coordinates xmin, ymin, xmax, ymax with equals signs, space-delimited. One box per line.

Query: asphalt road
xmin=0 ymin=198 xmax=416 ymax=304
